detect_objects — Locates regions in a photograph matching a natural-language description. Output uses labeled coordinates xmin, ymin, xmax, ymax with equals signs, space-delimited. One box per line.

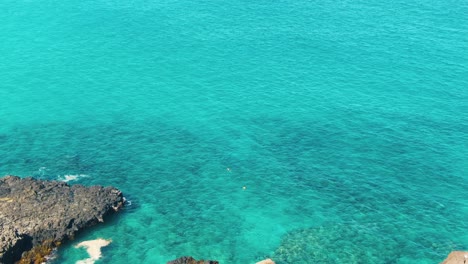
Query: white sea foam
xmin=124 ymin=197 xmax=132 ymax=206
xmin=58 ymin=174 xmax=89 ymax=182
xmin=36 ymin=167 xmax=47 ymax=177
xmin=43 ymin=248 xmax=58 ymax=263
xmin=75 ymin=239 xmax=111 ymax=264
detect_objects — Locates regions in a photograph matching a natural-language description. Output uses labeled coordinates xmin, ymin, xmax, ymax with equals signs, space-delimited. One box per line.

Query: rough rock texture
xmin=256 ymin=259 xmax=276 ymax=264
xmin=0 ymin=175 xmax=124 ymax=264
xmin=440 ymin=251 xmax=468 ymax=264
xmin=167 ymin=256 xmax=219 ymax=264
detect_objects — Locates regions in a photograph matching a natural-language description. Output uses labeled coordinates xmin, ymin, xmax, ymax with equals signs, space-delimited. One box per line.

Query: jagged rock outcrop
xmin=440 ymin=251 xmax=468 ymax=264
xmin=167 ymin=256 xmax=219 ymax=264
xmin=256 ymin=259 xmax=275 ymax=264
xmin=0 ymin=175 xmax=124 ymax=264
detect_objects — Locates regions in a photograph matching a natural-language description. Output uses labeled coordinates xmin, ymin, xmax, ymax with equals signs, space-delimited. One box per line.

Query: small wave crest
xmin=44 ymin=248 xmax=58 ymax=263
xmin=58 ymin=174 xmax=89 ymax=182
xmin=123 ymin=197 xmax=132 ymax=206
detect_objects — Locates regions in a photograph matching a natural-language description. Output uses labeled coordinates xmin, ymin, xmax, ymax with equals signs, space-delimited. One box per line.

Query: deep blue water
xmin=0 ymin=0 xmax=467 ymax=263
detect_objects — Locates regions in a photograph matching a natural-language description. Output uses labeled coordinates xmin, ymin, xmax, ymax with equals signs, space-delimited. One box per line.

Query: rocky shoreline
xmin=167 ymin=256 xmax=219 ymax=264
xmin=0 ymin=175 xmax=463 ymax=264
xmin=0 ymin=175 xmax=124 ymax=264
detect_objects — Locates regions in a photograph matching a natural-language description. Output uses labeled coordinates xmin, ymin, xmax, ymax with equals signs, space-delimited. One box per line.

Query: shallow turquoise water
xmin=1 ymin=0 xmax=467 ymax=263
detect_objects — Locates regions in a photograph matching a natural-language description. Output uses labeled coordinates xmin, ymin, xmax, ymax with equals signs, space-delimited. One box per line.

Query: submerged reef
xmin=272 ymin=224 xmax=401 ymax=263
xmin=272 ymin=224 xmax=466 ymax=263
xmin=0 ymin=175 xmax=124 ymax=264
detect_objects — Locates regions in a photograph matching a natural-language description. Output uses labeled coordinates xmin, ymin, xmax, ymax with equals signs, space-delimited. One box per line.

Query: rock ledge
xmin=0 ymin=175 xmax=124 ymax=264
xmin=167 ymin=256 xmax=219 ymax=264
xmin=440 ymin=251 xmax=468 ymax=264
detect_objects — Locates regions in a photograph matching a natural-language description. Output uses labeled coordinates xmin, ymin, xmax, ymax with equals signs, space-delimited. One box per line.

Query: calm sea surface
xmin=0 ymin=0 xmax=467 ymax=263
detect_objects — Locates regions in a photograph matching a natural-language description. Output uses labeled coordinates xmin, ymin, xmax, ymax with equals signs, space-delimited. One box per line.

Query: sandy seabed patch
xmin=75 ymin=239 xmax=111 ymax=264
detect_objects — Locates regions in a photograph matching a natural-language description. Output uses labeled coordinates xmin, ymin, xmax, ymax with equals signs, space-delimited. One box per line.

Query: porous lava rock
xmin=167 ymin=256 xmax=219 ymax=264
xmin=0 ymin=175 xmax=124 ymax=264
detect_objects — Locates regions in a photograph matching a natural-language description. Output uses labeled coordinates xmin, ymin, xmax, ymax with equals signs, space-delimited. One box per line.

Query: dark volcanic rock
xmin=0 ymin=175 xmax=124 ymax=264
xmin=167 ymin=256 xmax=219 ymax=264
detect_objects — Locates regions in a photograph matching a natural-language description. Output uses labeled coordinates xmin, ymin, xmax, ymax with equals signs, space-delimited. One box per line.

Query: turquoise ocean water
xmin=1 ymin=0 xmax=467 ymax=263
